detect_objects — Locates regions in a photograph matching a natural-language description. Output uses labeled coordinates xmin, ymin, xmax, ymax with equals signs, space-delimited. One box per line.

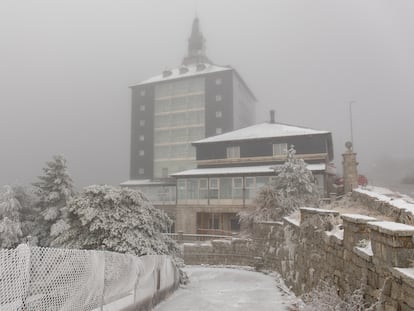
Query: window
xmin=273 ymin=143 xmax=288 ymax=156
xmin=139 ymin=150 xmax=144 ymax=156
xmin=216 ymin=128 xmax=222 ymax=134
xmin=162 ymin=168 xmax=168 ymax=178
xmin=233 ymin=177 xmax=243 ymax=199
xmin=138 ymin=168 xmax=144 ymax=175
xmin=216 ymin=111 xmax=222 ymax=118
xmin=219 ymin=177 xmax=232 ymax=199
xmin=245 ymin=177 xmax=256 ymax=199
xmin=269 ymin=176 xmax=277 ymax=184
xmin=139 ymin=120 xmax=145 ymax=126
xmin=215 ymin=78 xmax=222 ymax=85
xmin=187 ymin=179 xmax=199 ymax=200
xmin=177 ymin=179 xmax=186 ymax=200
xmin=199 ymin=179 xmax=208 ymax=189
xmin=245 ymin=177 xmax=256 ymax=188
xmin=140 ymin=89 xmax=146 ymax=96
xmin=226 ymin=146 xmax=240 ymax=159
xmin=139 ymin=135 xmax=144 ymax=141
xmin=140 ymin=105 xmax=145 ymax=111
xmin=215 ymin=95 xmax=222 ymax=102
xmin=209 ymin=178 xmax=219 ymax=199
xmin=199 ymin=179 xmax=208 ymax=199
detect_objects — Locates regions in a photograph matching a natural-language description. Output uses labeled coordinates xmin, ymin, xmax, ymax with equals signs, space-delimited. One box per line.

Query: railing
xmin=166 ymin=232 xmax=234 ymax=243
xmin=196 ymin=228 xmax=234 ymax=236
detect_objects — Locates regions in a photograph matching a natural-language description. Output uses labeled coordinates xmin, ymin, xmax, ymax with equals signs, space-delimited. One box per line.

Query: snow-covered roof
xmin=131 ymin=63 xmax=232 ymax=86
xmin=120 ymin=179 xmax=174 ymax=187
xmin=193 ymin=122 xmax=330 ymax=144
xmin=171 ymin=163 xmax=326 ymax=177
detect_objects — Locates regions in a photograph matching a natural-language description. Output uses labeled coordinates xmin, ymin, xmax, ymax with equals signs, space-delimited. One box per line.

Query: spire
xmin=182 ymin=18 xmax=212 ymax=65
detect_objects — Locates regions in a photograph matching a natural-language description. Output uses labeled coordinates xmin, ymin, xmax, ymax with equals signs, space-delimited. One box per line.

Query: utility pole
xmin=349 ymin=100 xmax=355 ymax=148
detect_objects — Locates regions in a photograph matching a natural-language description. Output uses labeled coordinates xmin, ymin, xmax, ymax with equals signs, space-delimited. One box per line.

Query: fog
xmin=1 ymin=0 xmax=413 ymax=190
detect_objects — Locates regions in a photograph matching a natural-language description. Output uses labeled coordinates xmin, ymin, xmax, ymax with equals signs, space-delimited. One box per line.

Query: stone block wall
xmin=183 ymin=208 xmax=414 ymax=310
xmin=352 ymin=190 xmax=414 ymax=225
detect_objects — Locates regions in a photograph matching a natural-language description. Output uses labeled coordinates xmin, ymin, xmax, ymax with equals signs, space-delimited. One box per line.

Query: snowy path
xmin=154 ymin=266 xmax=294 ymax=311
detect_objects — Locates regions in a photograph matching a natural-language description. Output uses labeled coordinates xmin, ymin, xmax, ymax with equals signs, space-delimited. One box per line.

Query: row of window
xmin=154 ymin=94 xmax=204 ymax=114
xmin=154 ymin=143 xmax=196 ymax=160
xmin=155 ymin=127 xmax=204 ymax=144
xmin=177 ymin=176 xmax=276 ymax=201
xmin=138 ymin=111 xmax=221 ymax=135
xmin=154 ymin=110 xmax=205 ymax=129
xmin=225 ymin=143 xmax=288 ymax=159
xmin=155 ymin=78 xmax=205 ymax=98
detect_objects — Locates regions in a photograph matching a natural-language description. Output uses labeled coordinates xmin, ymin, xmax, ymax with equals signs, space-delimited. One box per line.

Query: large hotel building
xmin=123 ymin=18 xmax=256 ymax=201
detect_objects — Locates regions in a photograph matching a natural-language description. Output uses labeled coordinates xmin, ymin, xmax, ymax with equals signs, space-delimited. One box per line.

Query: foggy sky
xmin=1 ymin=0 xmax=414 ymax=189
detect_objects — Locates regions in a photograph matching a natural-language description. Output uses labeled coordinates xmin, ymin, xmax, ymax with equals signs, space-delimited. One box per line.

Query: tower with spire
xmin=123 ymin=17 xmax=257 ymax=205
xmin=182 ymin=17 xmax=211 ymax=65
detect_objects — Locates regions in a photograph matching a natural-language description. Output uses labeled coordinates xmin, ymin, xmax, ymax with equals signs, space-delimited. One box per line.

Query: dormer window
xmin=179 ymin=66 xmax=189 ymax=74
xmin=226 ymin=146 xmax=240 ymax=159
xmin=273 ymin=143 xmax=288 ymax=156
xmin=196 ymin=63 xmax=206 ymax=71
xmin=162 ymin=70 xmax=172 ymax=78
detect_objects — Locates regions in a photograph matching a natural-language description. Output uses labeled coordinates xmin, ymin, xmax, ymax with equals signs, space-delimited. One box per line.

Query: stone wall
xmin=183 ymin=208 xmax=414 ymax=310
xmin=352 ymin=189 xmax=414 ymax=225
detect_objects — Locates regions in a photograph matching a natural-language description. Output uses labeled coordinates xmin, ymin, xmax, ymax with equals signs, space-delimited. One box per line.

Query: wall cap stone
xmin=390 ymin=267 xmax=414 ymax=289
xmin=300 ymin=207 xmax=340 ymax=215
xmin=256 ymin=221 xmax=283 ymax=225
xmin=368 ymin=221 xmax=414 ymax=236
xmin=341 ymin=214 xmax=377 ymax=224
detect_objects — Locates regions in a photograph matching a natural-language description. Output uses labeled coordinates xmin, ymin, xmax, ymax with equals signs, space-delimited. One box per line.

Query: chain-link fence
xmin=0 ymin=245 xmax=178 ymax=311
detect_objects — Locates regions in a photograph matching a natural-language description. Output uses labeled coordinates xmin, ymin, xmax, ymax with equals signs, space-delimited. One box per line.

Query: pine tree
xmin=0 ymin=185 xmax=23 ymax=248
xmin=239 ymin=145 xmax=320 ymax=230
xmin=53 ymin=185 xmax=178 ymax=256
xmin=32 ymin=154 xmax=74 ymax=246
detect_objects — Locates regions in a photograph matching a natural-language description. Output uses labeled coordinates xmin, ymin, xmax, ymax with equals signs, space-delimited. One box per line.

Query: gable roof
xmin=193 ymin=122 xmax=330 ymax=144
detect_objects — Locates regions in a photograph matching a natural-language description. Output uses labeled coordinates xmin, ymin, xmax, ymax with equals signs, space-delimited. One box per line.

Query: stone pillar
xmin=341 ymin=214 xmax=377 ymax=250
xmin=342 ymin=141 xmax=359 ymax=193
xmin=368 ymin=221 xmax=414 ymax=267
xmin=300 ymin=207 xmax=340 ymax=229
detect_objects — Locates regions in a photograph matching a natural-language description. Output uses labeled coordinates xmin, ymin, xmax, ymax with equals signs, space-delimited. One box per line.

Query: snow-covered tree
xmin=53 ymin=185 xmax=178 ymax=256
xmin=32 ymin=154 xmax=74 ymax=246
xmin=0 ymin=185 xmax=23 ymax=248
xmin=240 ymin=146 xmax=320 ymax=230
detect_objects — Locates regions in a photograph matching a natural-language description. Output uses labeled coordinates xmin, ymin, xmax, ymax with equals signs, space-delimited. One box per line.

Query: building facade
xmin=171 ymin=116 xmax=335 ymax=234
xmin=128 ymin=18 xmax=256 ymax=181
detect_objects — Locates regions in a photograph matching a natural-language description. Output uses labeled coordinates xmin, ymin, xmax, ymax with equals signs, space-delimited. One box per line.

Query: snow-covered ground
xmin=154 ymin=266 xmax=297 ymax=311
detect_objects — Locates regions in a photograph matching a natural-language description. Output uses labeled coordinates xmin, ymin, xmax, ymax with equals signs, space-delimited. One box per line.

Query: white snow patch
xmin=325 ymin=225 xmax=344 ymax=240
xmin=154 ymin=266 xmax=299 ymax=311
xmin=355 ymin=186 xmax=414 ymax=215
xmin=133 ymin=64 xmax=231 ymax=85
xmin=193 ymin=122 xmax=329 ymax=144
xmin=172 ymin=163 xmax=326 ymax=177
xmin=368 ymin=221 xmax=414 ymax=236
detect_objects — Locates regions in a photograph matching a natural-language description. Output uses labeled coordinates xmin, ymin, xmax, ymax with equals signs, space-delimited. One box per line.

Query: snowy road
xmin=154 ymin=266 xmax=294 ymax=311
